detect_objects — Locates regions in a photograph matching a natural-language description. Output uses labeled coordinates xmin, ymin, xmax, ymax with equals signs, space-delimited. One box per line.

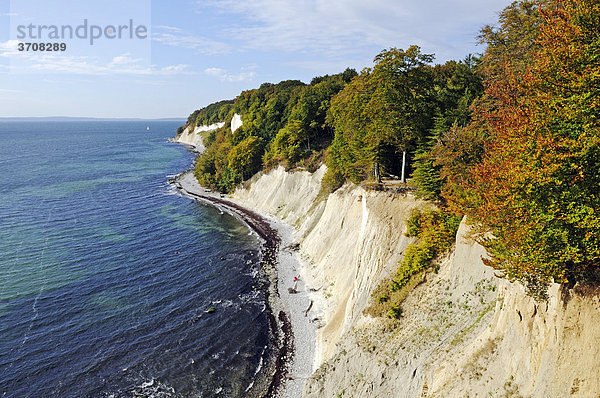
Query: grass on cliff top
xmin=365 ymin=208 xmax=461 ymax=319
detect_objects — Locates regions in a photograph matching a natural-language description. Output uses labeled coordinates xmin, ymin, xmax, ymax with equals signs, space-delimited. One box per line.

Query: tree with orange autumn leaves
xmin=436 ymin=0 xmax=600 ymax=298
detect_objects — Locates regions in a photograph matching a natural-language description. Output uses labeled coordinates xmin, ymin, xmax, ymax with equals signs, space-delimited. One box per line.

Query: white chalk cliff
xmin=175 ymin=122 xmax=224 ymax=151
xmin=175 ymin=113 xmax=243 ymax=150
xmin=231 ymin=113 xmax=243 ymax=133
xmin=231 ymin=165 xmax=600 ymax=397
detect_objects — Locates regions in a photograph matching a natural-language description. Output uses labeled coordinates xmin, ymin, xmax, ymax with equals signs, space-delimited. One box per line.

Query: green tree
xmin=264 ymin=73 xmax=350 ymax=168
xmin=437 ymin=0 xmax=600 ymax=298
xmin=227 ymin=135 xmax=264 ymax=180
xmin=411 ymin=57 xmax=484 ymax=202
xmin=326 ymin=71 xmax=377 ymax=183
xmin=369 ymin=46 xmax=435 ymax=182
xmin=326 ymin=46 xmax=435 ymax=185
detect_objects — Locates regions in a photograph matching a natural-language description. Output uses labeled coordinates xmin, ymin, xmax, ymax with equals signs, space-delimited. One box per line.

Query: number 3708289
xmin=18 ymin=42 xmax=67 ymax=51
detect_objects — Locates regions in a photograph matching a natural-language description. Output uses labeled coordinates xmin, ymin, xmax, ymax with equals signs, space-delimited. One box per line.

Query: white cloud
xmin=196 ymin=0 xmax=510 ymax=61
xmin=204 ymin=67 xmax=255 ymax=82
xmin=161 ymin=64 xmax=189 ymax=73
xmin=27 ymin=55 xmax=190 ymax=76
xmin=153 ymin=25 xmax=183 ymax=33
xmin=0 ymin=42 xmax=190 ymax=76
xmin=0 ymin=40 xmax=20 ymax=57
xmin=109 ymin=53 xmax=143 ymax=66
xmin=152 ymin=26 xmax=230 ymax=55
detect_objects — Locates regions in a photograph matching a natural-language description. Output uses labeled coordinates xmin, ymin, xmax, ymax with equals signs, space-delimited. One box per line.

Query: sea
xmin=0 ymin=121 xmax=270 ymax=397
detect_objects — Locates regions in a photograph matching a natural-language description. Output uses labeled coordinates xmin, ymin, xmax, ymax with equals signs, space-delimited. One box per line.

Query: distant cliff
xmin=174 ymin=113 xmax=243 ymax=151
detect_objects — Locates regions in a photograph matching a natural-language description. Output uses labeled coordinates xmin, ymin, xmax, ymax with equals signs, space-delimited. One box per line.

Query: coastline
xmin=173 ymin=171 xmax=316 ymax=397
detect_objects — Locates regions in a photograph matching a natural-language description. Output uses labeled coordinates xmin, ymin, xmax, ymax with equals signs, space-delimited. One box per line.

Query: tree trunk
xmin=374 ymin=162 xmax=381 ymax=183
xmin=401 ymin=150 xmax=406 ymax=183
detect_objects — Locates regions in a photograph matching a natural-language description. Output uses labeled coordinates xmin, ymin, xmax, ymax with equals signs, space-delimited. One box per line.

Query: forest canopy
xmin=432 ymin=0 xmax=600 ymax=298
xmin=182 ymin=53 xmax=481 ymax=194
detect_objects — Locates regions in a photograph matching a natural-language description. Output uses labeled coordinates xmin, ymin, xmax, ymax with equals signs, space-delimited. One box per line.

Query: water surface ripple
xmin=0 ymin=121 xmax=268 ymax=397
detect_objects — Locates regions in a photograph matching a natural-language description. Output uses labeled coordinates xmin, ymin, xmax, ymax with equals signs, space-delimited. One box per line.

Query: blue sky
xmin=0 ymin=0 xmax=512 ymax=119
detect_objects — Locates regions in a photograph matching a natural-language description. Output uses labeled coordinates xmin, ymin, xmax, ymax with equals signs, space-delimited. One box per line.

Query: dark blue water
xmin=0 ymin=122 xmax=269 ymax=397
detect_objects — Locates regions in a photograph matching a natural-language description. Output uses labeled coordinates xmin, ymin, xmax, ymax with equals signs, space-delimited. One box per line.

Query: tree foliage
xmin=326 ymin=46 xmax=436 ymax=185
xmin=188 ymin=72 xmax=356 ymax=192
xmin=436 ymin=0 xmax=600 ymax=297
xmin=263 ymin=72 xmax=353 ymax=168
xmin=411 ymin=57 xmax=484 ymax=201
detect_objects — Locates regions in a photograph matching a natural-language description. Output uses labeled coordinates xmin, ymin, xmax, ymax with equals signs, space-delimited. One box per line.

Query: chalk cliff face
xmin=232 ymin=165 xmax=600 ymax=397
xmin=174 ymin=122 xmax=224 ymax=151
xmin=235 ymin=166 xmax=426 ymax=367
xmin=231 ymin=113 xmax=243 ymax=133
xmin=175 ymin=113 xmax=243 ymax=151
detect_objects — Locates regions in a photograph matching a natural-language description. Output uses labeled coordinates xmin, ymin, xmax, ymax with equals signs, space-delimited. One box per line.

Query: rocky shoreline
xmin=172 ymin=171 xmax=314 ymax=397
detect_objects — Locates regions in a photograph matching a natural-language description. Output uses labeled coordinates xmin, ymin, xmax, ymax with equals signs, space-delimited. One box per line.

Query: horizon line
xmin=0 ymin=116 xmax=186 ymax=121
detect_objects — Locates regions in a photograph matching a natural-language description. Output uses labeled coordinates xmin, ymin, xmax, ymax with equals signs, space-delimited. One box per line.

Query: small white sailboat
xmin=146 ymin=125 xmax=150 ymax=131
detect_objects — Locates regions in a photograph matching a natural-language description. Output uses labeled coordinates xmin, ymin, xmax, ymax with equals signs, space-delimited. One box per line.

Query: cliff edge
xmin=230 ymin=166 xmax=600 ymax=397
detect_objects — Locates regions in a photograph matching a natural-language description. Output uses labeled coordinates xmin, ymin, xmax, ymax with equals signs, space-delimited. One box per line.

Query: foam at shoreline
xmin=175 ymin=171 xmax=316 ymax=398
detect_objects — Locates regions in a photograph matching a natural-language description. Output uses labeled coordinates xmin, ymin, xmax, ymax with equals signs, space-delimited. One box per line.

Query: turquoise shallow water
xmin=0 ymin=122 xmax=269 ymax=397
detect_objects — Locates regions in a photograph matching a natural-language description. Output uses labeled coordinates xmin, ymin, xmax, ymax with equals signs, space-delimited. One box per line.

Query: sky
xmin=0 ymin=0 xmax=513 ymax=119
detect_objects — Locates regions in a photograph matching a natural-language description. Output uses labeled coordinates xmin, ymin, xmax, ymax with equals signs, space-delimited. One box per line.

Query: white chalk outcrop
xmin=175 ymin=113 xmax=242 ymax=150
xmin=231 ymin=165 xmax=600 ymax=397
xmin=175 ymin=122 xmax=225 ymax=151
xmin=231 ymin=113 xmax=243 ymax=133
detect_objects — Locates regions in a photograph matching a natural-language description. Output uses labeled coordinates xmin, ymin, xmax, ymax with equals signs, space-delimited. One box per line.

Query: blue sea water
xmin=0 ymin=122 xmax=269 ymax=397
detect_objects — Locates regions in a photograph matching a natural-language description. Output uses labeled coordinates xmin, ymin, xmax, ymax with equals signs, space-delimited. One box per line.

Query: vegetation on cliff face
xmin=366 ymin=209 xmax=461 ymax=319
xmin=434 ymin=0 xmax=600 ymax=299
xmin=182 ymin=0 xmax=599 ymax=299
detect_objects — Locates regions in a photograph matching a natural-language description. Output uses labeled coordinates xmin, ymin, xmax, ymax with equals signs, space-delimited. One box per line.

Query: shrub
xmin=321 ymin=168 xmax=345 ymax=193
xmin=405 ymin=209 xmax=424 ymax=236
xmin=366 ymin=208 xmax=461 ymax=319
xmin=390 ymin=242 xmax=435 ymax=292
xmin=387 ymin=305 xmax=402 ymax=319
